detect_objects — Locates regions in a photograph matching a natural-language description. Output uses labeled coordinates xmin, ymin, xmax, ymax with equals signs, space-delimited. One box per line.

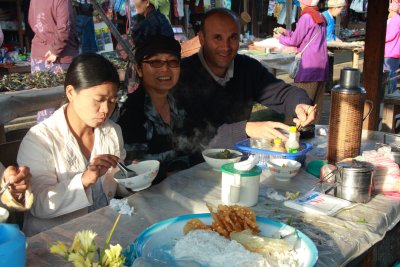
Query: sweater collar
xmin=198 ymin=47 xmax=234 ymax=86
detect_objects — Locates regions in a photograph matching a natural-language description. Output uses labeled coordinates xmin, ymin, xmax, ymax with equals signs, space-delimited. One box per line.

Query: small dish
xmin=114 ymin=160 xmax=160 ymax=191
xmin=202 ymin=149 xmax=242 ymax=171
xmin=267 ymin=158 xmax=301 ymax=181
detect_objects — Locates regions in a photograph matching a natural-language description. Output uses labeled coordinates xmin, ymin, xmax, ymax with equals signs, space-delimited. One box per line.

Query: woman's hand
xmin=246 ymin=121 xmax=291 ymax=141
xmin=273 ymin=27 xmax=286 ymax=39
xmin=81 ymin=154 xmax=119 ymax=188
xmin=2 ymin=166 xmax=31 ymax=203
xmin=44 ymin=50 xmax=57 ymax=64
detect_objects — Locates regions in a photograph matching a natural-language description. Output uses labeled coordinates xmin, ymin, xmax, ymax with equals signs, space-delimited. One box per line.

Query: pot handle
xmin=363 ymin=99 xmax=374 ymax=121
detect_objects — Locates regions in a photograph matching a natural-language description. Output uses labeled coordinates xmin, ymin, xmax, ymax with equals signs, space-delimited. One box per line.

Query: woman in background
xmin=274 ymin=0 xmax=328 ymax=123
xmin=18 ymin=54 xmax=127 ymax=236
xmin=29 ymin=0 xmax=79 ymax=74
xmin=384 ymin=1 xmax=400 ymax=95
xmin=131 ymin=0 xmax=173 ymax=46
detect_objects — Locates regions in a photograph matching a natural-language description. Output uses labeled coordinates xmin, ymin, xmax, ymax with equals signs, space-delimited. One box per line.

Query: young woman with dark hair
xmin=17 ymin=53 xmax=128 ymax=236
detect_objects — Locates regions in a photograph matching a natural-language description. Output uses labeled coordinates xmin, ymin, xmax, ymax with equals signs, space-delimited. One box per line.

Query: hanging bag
xmin=350 ymin=0 xmax=365 ymax=13
xmin=288 ymin=27 xmax=321 ymax=79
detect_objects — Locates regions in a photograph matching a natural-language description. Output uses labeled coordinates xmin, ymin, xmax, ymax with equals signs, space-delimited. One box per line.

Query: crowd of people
xmin=14 ymin=0 xmax=400 ymax=239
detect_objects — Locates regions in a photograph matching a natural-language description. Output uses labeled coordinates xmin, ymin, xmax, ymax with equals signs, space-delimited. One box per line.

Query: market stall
xmin=25 ymin=126 xmax=400 ymax=266
xmin=0 ymin=86 xmax=64 ymax=143
xmin=327 ymin=41 xmax=365 ymax=68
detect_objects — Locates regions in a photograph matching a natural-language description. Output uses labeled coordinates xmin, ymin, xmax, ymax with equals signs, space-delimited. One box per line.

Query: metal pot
xmin=334 ymin=160 xmax=374 ymax=203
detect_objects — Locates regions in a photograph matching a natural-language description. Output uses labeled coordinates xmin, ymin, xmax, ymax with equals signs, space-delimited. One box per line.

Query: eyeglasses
xmin=142 ymin=59 xmax=180 ymax=68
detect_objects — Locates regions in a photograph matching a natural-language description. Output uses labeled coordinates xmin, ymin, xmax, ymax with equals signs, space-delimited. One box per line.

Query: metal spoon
xmin=117 ymin=162 xmax=137 ymax=178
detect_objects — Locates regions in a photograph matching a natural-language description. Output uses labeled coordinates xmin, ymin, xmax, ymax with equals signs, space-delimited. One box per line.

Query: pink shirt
xmin=385 ymin=14 xmax=400 ymax=58
xmin=0 ymin=25 xmax=3 ymax=47
xmin=29 ymin=0 xmax=79 ymax=63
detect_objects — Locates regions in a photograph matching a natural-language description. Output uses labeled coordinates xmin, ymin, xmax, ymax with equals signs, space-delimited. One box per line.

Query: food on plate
xmin=184 ymin=204 xmax=259 ymax=237
xmin=183 ymin=218 xmax=211 ymax=235
xmin=230 ymin=229 xmax=293 ymax=254
xmin=177 ymin=204 xmax=299 ymax=267
xmin=173 ymin=230 xmax=267 ymax=267
xmin=210 ymin=149 xmax=237 ymax=159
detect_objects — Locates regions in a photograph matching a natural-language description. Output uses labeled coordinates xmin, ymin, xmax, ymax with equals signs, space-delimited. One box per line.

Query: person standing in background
xmin=73 ymin=0 xmax=98 ymax=53
xmin=274 ymin=0 xmax=328 ymax=123
xmin=131 ymin=0 xmax=173 ymax=46
xmin=384 ymin=1 xmax=400 ymax=95
xmin=322 ymin=0 xmax=346 ymax=43
xmin=29 ymin=0 xmax=79 ymax=74
xmin=0 ymin=25 xmax=3 ymax=47
xmin=29 ymin=0 xmax=80 ymax=122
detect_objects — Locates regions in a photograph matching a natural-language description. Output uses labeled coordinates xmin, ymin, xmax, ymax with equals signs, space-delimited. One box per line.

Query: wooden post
xmin=16 ymin=0 xmax=23 ymax=48
xmin=362 ymin=0 xmax=389 ymax=130
xmin=243 ymin=0 xmax=249 ymax=32
xmin=286 ymin=0 xmax=293 ymax=31
xmin=335 ymin=15 xmax=341 ymax=36
xmin=0 ymin=124 xmax=6 ymax=144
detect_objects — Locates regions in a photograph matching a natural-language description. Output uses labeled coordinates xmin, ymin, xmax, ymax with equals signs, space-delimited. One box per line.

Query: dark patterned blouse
xmin=116 ymin=86 xmax=189 ymax=185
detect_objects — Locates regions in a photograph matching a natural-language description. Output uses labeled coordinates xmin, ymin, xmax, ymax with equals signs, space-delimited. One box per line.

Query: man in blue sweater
xmin=174 ymin=8 xmax=316 ymax=152
xmin=322 ymin=0 xmax=346 ymax=43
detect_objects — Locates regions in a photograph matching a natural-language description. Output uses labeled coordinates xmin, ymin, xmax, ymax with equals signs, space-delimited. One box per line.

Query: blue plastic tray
xmin=235 ymin=138 xmax=312 ymax=167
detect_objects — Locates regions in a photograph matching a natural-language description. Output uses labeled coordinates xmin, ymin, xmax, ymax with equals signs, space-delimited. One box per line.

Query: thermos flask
xmin=327 ymin=68 xmax=373 ymax=164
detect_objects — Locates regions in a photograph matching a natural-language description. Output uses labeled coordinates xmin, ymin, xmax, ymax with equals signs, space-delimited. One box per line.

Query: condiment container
xmin=221 ymin=163 xmax=262 ymax=207
xmin=0 ymin=224 xmax=26 ymax=267
xmin=334 ymin=160 xmax=374 ymax=203
xmin=271 ymin=138 xmax=286 ymax=152
xmin=285 ymin=126 xmax=299 ymax=153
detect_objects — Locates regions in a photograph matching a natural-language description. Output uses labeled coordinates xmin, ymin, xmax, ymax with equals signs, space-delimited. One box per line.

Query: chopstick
xmin=0 ymin=181 xmax=10 ymax=196
xmin=296 ymin=104 xmax=317 ymax=132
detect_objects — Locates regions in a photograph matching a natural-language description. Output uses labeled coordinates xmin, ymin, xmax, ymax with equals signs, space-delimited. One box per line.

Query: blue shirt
xmin=322 ymin=10 xmax=337 ymax=42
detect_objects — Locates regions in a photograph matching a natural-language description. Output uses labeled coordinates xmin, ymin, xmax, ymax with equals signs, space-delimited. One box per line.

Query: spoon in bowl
xmin=117 ymin=162 xmax=138 ymax=178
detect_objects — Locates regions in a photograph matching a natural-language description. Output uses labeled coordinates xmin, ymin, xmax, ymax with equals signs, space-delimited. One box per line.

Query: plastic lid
xmin=306 ymin=160 xmax=327 ymax=178
xmin=221 ymin=162 xmax=262 ymax=176
xmin=273 ymin=138 xmax=282 ymax=144
xmin=289 ymin=126 xmax=297 ymax=133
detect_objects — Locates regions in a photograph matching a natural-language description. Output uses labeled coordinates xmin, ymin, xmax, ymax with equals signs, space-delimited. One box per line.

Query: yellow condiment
xmin=271 ymin=138 xmax=287 ymax=153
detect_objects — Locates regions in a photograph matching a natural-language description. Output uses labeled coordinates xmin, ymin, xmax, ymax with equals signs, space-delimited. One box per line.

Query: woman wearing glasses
xmin=117 ymin=35 xmax=189 ymax=185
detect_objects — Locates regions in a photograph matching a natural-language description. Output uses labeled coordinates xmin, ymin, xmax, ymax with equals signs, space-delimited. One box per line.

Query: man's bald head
xmin=200 ymin=8 xmax=240 ymax=34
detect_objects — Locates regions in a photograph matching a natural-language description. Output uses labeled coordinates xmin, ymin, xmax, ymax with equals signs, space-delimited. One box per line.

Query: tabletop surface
xmin=0 ymin=86 xmax=64 ymax=125
xmin=25 ymin=126 xmax=400 ymax=267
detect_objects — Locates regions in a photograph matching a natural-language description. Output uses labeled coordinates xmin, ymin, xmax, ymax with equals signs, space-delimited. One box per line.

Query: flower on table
xmin=102 ymin=244 xmax=125 ymax=267
xmin=49 ymin=241 xmax=68 ymax=258
xmin=50 ymin=215 xmax=125 ymax=267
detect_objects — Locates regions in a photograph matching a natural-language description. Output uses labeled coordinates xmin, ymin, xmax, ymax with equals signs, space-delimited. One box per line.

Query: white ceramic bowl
xmin=114 ymin=160 xmax=160 ymax=191
xmin=0 ymin=207 xmax=9 ymax=223
xmin=202 ymin=149 xmax=242 ymax=171
xmin=267 ymin=158 xmax=301 ymax=181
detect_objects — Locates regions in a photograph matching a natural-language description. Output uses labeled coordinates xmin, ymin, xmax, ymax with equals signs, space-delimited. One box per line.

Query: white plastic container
xmin=221 ymin=163 xmax=262 ymax=207
xmin=285 ymin=126 xmax=300 ymax=153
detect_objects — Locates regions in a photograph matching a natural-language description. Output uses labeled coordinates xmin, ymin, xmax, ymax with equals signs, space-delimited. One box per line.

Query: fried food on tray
xmin=183 ymin=218 xmax=211 ymax=235
xmin=183 ymin=204 xmax=260 ymax=238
